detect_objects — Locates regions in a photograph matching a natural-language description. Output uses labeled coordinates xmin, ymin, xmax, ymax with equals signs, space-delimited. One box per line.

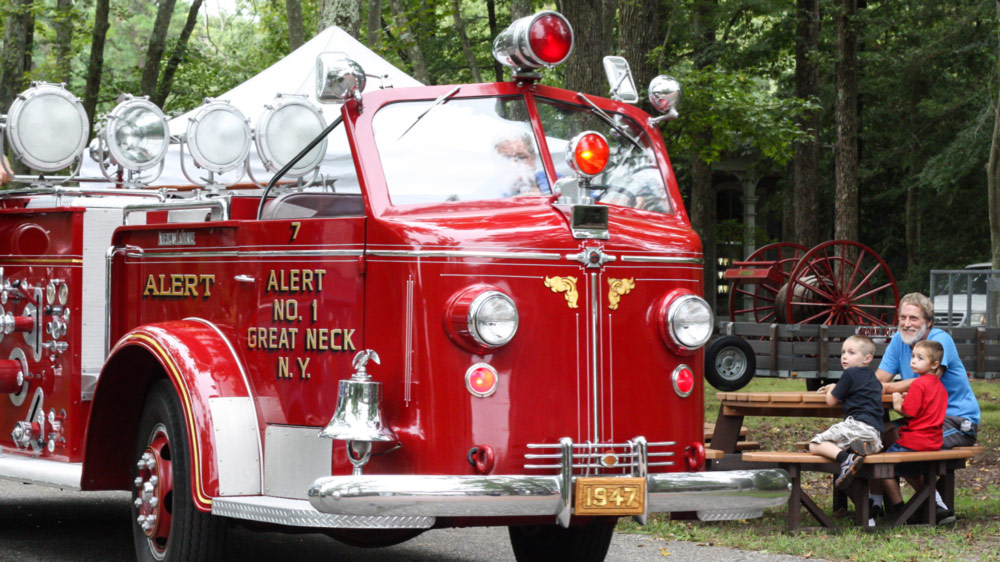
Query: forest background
xmin=2 ymin=0 xmax=1000 ymax=304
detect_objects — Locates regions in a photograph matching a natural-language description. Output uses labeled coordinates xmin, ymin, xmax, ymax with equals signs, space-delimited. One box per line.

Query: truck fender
xmin=81 ymin=318 xmax=263 ymax=511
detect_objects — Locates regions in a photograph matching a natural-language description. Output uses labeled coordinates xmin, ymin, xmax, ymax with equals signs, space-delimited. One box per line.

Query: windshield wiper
xmin=397 ymin=86 xmax=461 ymax=140
xmin=574 ymin=92 xmax=643 ymax=153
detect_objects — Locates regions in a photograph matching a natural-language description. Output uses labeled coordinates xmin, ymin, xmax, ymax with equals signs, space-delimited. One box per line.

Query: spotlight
xmin=255 ymin=94 xmax=327 ymax=178
xmin=3 ymin=82 xmax=89 ymax=172
xmin=185 ymin=99 xmax=251 ymax=174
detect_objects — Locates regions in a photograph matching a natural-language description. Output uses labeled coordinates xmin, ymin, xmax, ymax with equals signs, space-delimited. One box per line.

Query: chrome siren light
xmin=3 ymin=82 xmax=89 ymax=173
xmin=255 ymin=94 xmax=328 ymax=178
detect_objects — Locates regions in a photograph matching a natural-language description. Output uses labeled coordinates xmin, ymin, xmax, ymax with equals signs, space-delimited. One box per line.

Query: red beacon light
xmin=493 ymin=11 xmax=574 ymax=73
xmin=565 ymin=131 xmax=610 ymax=177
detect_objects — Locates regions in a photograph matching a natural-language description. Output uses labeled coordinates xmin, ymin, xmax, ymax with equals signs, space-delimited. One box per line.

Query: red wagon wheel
xmin=780 ymin=240 xmax=899 ymax=325
xmin=728 ymin=242 xmax=809 ymax=322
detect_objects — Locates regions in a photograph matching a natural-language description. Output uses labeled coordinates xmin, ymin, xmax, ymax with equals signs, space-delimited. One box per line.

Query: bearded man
xmin=876 ymin=293 xmax=980 ymax=449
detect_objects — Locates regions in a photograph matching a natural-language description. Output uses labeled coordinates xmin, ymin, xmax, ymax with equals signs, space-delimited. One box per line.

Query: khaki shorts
xmin=810 ymin=417 xmax=883 ymax=452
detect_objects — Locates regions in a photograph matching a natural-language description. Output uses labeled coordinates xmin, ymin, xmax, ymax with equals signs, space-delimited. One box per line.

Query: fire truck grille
xmin=523 ymin=440 xmax=677 ymax=476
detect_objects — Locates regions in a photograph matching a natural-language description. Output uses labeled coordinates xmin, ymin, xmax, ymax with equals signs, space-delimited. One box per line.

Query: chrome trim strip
xmin=404 ymin=276 xmax=414 ymax=406
xmin=212 ymin=496 xmax=434 ymax=529
xmin=0 ymin=456 xmax=82 ymax=489
xmin=619 ymin=255 xmax=703 ymax=264
xmin=589 ymin=272 xmax=600 ymax=443
xmin=125 ymin=249 xmax=364 ymax=259
xmin=307 ymin=469 xmax=790 ymax=520
xmin=367 ymin=249 xmax=562 ymax=261
xmin=558 ymin=438 xmax=573 ymax=527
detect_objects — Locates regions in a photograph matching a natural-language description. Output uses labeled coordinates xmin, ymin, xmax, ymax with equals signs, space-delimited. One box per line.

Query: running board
xmin=0 ymin=454 xmax=82 ymax=489
xmin=211 ymin=495 xmax=435 ymax=529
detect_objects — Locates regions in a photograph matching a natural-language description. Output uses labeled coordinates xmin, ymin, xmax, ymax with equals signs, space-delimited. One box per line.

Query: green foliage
xmin=665 ymin=66 xmax=818 ymax=167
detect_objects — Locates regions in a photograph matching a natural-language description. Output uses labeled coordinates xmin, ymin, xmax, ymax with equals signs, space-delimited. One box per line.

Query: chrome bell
xmin=320 ymin=349 xmax=397 ymax=443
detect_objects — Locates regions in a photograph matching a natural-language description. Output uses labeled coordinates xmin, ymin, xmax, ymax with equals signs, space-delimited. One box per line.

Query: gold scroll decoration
xmin=607 ymin=278 xmax=635 ymax=310
xmin=544 ymin=276 xmax=579 ymax=309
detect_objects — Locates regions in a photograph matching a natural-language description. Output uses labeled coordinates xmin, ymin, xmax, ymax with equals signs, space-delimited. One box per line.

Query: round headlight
xmin=470 ymin=291 xmax=519 ymax=347
xmin=667 ymin=294 xmax=713 ymax=350
xmin=255 ymin=95 xmax=327 ymax=177
xmin=5 ymin=83 xmax=89 ymax=172
xmin=103 ymin=95 xmax=169 ymax=171
xmin=187 ymin=99 xmax=252 ymax=174
xmin=446 ymin=286 xmax=519 ymax=352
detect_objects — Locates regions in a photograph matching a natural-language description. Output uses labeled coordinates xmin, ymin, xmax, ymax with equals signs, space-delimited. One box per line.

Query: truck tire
xmin=508 ymin=518 xmax=615 ymax=562
xmin=132 ymin=380 xmax=227 ymax=562
xmin=705 ymin=335 xmax=756 ymax=391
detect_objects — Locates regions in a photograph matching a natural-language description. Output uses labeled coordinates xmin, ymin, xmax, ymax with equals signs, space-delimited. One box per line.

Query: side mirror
xmin=316 ymin=52 xmax=366 ymax=103
xmin=648 ymin=75 xmax=681 ymax=124
xmin=603 ymin=56 xmax=638 ymax=104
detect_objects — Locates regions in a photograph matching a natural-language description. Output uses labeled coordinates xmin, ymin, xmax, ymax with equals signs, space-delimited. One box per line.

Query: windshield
xmin=373 ymin=96 xmax=548 ymax=205
xmin=535 ymin=97 xmax=673 ymax=214
xmin=371 ymin=94 xmax=672 ymax=213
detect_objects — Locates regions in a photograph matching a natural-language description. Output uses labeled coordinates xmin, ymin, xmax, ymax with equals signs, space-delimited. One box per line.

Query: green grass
xmin=619 ymin=378 xmax=1000 ymax=561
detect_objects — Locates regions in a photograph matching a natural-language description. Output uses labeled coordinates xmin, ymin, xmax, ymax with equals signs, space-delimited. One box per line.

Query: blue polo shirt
xmin=878 ymin=328 xmax=980 ymax=424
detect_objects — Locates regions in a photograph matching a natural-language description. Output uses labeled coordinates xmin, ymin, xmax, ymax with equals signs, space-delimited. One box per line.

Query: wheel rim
xmin=715 ymin=348 xmax=747 ymax=381
xmin=135 ymin=423 xmax=174 ymax=560
xmin=782 ymin=240 xmax=899 ymax=325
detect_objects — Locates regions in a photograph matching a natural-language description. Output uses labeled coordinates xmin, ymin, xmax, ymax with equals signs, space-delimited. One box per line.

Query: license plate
xmin=574 ymin=477 xmax=646 ymax=516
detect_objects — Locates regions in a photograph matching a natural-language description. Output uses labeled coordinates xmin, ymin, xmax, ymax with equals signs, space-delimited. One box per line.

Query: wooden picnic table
xmin=710 ymin=391 xmax=894 ymax=454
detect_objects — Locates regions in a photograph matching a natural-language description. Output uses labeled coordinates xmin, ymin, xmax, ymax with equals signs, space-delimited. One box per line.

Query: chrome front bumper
xmin=308 ymin=469 xmax=790 ymax=527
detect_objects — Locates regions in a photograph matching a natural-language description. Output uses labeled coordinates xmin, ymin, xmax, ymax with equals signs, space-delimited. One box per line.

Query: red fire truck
xmin=0 ymin=11 xmax=788 ymax=562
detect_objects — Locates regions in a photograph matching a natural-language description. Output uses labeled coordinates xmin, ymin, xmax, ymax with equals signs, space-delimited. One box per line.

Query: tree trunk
xmin=451 ymin=0 xmax=481 ymax=82
xmin=988 ymin=0 xmax=1000 ymax=272
xmin=319 ymin=0 xmax=362 ymax=37
xmin=511 ymin=0 xmax=531 ymax=19
xmin=558 ymin=0 xmax=614 ymax=96
xmin=54 ymin=0 xmax=73 ymax=84
xmin=0 ymin=0 xmax=35 ymax=114
xmin=691 ymin=0 xmax=718 ymax=299
xmin=487 ymin=0 xmax=504 ymax=81
xmin=367 ymin=0 xmax=382 ymax=48
xmin=388 ymin=0 xmax=431 ymax=84
xmin=618 ymin=0 xmax=664 ymax=111
xmin=153 ymin=0 xmax=204 ymax=107
xmin=286 ymin=0 xmax=305 ymax=51
xmin=833 ymin=0 xmax=858 ymax=243
xmin=140 ymin=0 xmax=177 ymax=98
xmin=83 ymin=0 xmax=110 ymax=136
xmin=793 ymin=0 xmax=821 ymax=248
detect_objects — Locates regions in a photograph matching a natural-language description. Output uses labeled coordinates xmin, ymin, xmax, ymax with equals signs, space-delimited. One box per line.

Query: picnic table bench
xmin=742 ymin=446 xmax=984 ymax=531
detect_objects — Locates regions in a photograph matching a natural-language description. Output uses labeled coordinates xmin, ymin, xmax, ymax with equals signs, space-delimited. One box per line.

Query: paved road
xmin=0 ymin=479 xmax=827 ymax=562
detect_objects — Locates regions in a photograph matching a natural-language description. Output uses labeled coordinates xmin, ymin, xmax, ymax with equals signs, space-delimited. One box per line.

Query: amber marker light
xmin=466 ymin=363 xmax=499 ymax=398
xmin=566 ymin=131 xmax=609 ymax=177
xmin=672 ymin=364 xmax=695 ymax=398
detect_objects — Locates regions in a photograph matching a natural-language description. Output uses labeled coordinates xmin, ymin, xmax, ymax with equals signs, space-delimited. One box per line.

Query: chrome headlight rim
xmin=468 ymin=290 xmax=519 ymax=348
xmin=663 ymin=292 xmax=714 ymax=353
xmin=255 ymin=95 xmax=328 ymax=177
xmin=5 ymin=83 xmax=89 ymax=172
xmin=104 ymin=96 xmax=170 ymax=172
xmin=187 ymin=100 xmax=252 ymax=174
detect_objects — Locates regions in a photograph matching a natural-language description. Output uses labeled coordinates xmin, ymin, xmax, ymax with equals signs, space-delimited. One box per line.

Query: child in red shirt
xmin=880 ymin=339 xmax=948 ymax=514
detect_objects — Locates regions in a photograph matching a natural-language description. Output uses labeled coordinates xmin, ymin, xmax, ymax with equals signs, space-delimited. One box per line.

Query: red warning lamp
xmin=528 ymin=13 xmax=573 ymax=66
xmin=493 ymin=11 xmax=574 ymax=72
xmin=566 ymin=131 xmax=610 ymax=177
xmin=672 ymin=364 xmax=695 ymax=398
xmin=466 ymin=363 xmax=499 ymax=398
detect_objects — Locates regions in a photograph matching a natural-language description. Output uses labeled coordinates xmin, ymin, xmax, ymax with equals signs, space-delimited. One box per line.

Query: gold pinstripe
xmin=118 ymin=332 xmax=212 ymax=508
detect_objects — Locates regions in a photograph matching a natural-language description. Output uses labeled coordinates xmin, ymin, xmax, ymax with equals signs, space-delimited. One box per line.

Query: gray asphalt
xmin=0 ymin=478 xmax=829 ymax=562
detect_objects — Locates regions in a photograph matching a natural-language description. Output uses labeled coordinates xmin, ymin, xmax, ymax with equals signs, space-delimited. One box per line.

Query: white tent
xmin=79 ymin=26 xmax=422 ymax=190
